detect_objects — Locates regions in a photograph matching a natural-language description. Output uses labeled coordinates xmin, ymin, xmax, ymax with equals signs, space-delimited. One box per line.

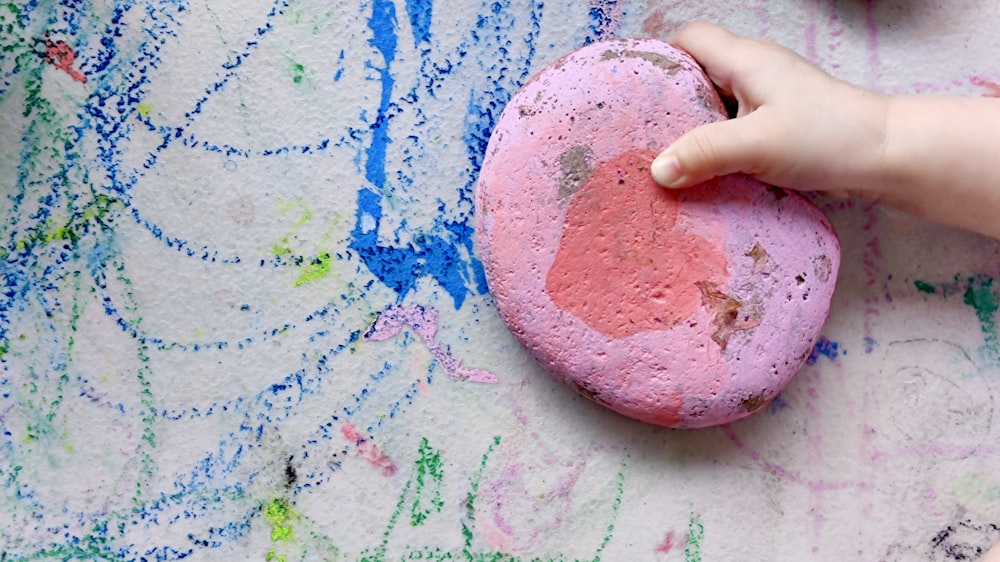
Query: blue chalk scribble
xmin=806 ymin=336 xmax=842 ymax=365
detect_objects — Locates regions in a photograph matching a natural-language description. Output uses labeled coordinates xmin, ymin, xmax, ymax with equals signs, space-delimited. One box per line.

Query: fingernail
xmin=651 ymin=154 xmax=682 ymax=187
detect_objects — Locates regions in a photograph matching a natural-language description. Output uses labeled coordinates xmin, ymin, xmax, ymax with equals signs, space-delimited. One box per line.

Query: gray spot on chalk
xmin=601 ymin=49 xmax=682 ymax=74
xmin=559 ymin=145 xmax=595 ymax=201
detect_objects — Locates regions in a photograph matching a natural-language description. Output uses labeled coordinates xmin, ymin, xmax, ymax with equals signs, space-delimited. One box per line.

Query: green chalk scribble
xmin=410 ymin=437 xmax=445 ymax=526
xmin=914 ymin=280 xmax=936 ymax=294
xmin=294 ymin=252 xmax=332 ymax=287
xmin=916 ymin=275 xmax=1000 ymax=365
xmin=593 ymin=455 xmax=628 ymax=561
xmin=685 ymin=512 xmax=705 ymax=562
xmin=264 ymin=497 xmax=299 ymax=562
xmin=272 ymin=198 xmax=339 ymax=287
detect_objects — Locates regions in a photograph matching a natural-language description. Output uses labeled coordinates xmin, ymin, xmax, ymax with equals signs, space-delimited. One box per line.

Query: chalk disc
xmin=475 ymin=38 xmax=840 ymax=428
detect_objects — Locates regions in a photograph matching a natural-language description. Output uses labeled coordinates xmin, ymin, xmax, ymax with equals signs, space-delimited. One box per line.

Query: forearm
xmin=879 ymin=96 xmax=1000 ymax=239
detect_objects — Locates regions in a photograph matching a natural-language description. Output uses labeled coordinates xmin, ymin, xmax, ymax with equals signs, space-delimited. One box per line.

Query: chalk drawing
xmin=365 ymin=305 xmax=497 ymax=383
xmin=4 ymin=0 xmax=1000 ymax=559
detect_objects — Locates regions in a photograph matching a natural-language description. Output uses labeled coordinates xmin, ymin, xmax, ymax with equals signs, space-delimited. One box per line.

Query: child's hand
xmin=652 ymin=21 xmax=1000 ymax=240
xmin=651 ymin=21 xmax=889 ymax=199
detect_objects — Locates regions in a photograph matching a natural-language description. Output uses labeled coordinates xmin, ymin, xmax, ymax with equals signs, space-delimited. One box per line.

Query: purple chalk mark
xmin=365 ymin=305 xmax=498 ymax=384
xmin=723 ymin=427 xmax=873 ymax=494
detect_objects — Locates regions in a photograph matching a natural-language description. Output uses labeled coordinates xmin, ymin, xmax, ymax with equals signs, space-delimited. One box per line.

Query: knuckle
xmin=682 ymin=130 xmax=727 ymax=173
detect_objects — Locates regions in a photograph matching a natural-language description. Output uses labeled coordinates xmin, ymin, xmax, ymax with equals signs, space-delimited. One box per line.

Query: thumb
xmin=651 ymin=113 xmax=769 ymax=188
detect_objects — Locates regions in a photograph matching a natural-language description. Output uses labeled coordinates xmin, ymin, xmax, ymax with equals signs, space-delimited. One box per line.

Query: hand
xmin=650 ymin=21 xmax=890 ymax=200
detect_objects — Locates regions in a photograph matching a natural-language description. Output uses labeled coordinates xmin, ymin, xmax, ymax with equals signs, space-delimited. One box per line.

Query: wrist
xmin=877 ymin=95 xmax=1000 ymax=238
xmin=877 ymin=95 xmax=921 ymax=209
xmin=841 ymin=84 xmax=894 ymax=201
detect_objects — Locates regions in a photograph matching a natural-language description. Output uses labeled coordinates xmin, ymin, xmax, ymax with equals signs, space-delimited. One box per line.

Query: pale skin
xmin=650 ymin=21 xmax=1000 ymax=562
xmin=651 ymin=21 xmax=1000 ymax=241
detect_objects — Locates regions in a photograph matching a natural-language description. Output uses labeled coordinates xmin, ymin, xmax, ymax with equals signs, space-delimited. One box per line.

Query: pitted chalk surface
xmin=475 ymin=38 xmax=841 ymax=428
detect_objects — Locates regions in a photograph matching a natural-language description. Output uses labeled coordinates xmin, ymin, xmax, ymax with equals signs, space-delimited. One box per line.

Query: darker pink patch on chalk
xmin=546 ymin=149 xmax=728 ymax=339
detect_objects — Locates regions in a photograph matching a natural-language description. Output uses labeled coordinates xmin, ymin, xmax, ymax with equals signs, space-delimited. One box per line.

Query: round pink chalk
xmin=475 ymin=38 xmax=840 ymax=428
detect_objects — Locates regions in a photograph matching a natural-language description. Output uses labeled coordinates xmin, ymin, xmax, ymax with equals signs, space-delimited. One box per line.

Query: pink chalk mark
xmin=722 ymin=426 xmax=872 ymax=494
xmin=869 ymin=443 xmax=997 ymax=462
xmin=971 ymin=76 xmax=1000 ymax=98
xmin=859 ymin=202 xmax=882 ymax=353
xmin=476 ymin=394 xmax=601 ymax=552
xmin=755 ymin=5 xmax=771 ymax=24
xmin=655 ymin=530 xmax=679 ymax=554
xmin=341 ymin=421 xmax=397 ymax=477
xmin=803 ymin=20 xmax=818 ymax=64
xmin=478 ymin=450 xmax=588 ymax=551
xmin=863 ymin=0 xmax=881 ymax=85
xmin=42 ymin=39 xmax=87 ymax=83
xmin=365 ymin=305 xmax=498 ymax=384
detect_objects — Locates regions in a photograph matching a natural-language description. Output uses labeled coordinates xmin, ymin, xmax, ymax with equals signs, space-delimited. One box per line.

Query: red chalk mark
xmin=341 ymin=421 xmax=397 ymax=477
xmin=640 ymin=7 xmax=670 ymax=37
xmin=654 ymin=530 xmax=680 ymax=554
xmin=640 ymin=1 xmax=693 ymax=39
xmin=971 ymin=77 xmax=1000 ymax=97
xmin=546 ymin=149 xmax=728 ymax=339
xmin=41 ymin=39 xmax=87 ymax=83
